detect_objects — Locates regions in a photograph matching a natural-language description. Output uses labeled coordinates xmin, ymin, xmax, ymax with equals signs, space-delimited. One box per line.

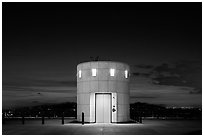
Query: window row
xmin=78 ymin=69 xmax=129 ymax=79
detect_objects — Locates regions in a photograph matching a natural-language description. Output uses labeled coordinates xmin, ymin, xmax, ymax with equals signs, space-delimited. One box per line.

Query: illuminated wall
xmin=77 ymin=61 xmax=130 ymax=122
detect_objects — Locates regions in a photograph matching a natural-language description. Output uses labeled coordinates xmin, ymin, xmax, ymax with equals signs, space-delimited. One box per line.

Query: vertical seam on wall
xmin=97 ymin=62 xmax=99 ymax=93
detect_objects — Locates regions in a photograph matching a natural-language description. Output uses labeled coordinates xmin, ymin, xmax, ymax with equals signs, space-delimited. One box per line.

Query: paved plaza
xmin=2 ymin=119 xmax=202 ymax=135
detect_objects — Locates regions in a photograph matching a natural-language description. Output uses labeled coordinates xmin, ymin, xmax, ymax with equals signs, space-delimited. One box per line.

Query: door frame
xmin=95 ymin=93 xmax=112 ymax=123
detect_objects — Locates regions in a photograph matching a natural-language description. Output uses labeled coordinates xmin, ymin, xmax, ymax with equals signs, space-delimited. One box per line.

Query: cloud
xmin=131 ymin=96 xmax=157 ymax=99
xmin=151 ymin=60 xmax=201 ymax=90
xmin=2 ymin=79 xmax=77 ymax=109
xmin=132 ymin=72 xmax=151 ymax=77
xmin=30 ymin=79 xmax=77 ymax=87
xmin=189 ymin=88 xmax=202 ymax=94
xmin=2 ymin=88 xmax=77 ymax=109
xmin=134 ymin=64 xmax=154 ymax=69
xmin=132 ymin=60 xmax=201 ymax=93
xmin=129 ymin=75 xmax=201 ymax=107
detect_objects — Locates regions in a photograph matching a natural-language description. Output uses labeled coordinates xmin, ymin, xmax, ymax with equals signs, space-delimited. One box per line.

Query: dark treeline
xmin=3 ymin=102 xmax=76 ymax=118
xmin=3 ymin=102 xmax=201 ymax=119
xmin=130 ymin=102 xmax=201 ymax=120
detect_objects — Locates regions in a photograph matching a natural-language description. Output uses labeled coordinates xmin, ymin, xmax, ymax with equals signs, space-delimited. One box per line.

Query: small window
xmin=92 ymin=69 xmax=97 ymax=76
xmin=79 ymin=70 xmax=82 ymax=78
xmin=110 ymin=68 xmax=115 ymax=76
xmin=125 ymin=70 xmax=129 ymax=79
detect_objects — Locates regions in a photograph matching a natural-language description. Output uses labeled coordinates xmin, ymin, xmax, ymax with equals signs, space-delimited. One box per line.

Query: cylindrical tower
xmin=77 ymin=61 xmax=130 ymax=123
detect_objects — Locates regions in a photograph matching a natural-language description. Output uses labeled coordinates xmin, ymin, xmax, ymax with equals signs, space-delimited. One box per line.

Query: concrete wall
xmin=77 ymin=61 xmax=130 ymax=122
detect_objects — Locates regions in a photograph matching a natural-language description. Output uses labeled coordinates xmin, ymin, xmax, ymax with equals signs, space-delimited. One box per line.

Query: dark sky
xmin=3 ymin=2 xmax=202 ymax=109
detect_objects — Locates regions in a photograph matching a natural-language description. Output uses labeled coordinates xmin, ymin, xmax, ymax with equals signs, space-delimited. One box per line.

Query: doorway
xmin=95 ymin=93 xmax=111 ymax=123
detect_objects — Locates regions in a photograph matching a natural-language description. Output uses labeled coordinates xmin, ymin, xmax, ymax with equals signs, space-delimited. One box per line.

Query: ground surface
xmin=2 ymin=118 xmax=202 ymax=135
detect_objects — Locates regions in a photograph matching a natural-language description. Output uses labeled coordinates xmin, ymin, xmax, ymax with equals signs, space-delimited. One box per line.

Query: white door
xmin=96 ymin=94 xmax=111 ymax=123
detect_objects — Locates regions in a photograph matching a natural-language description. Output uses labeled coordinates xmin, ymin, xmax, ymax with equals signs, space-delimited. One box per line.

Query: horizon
xmin=2 ymin=100 xmax=202 ymax=111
